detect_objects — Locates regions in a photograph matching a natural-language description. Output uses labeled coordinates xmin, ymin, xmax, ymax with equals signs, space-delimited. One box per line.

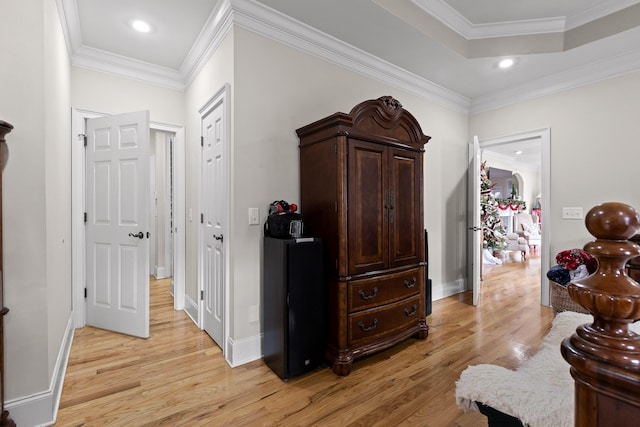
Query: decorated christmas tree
xmin=480 ymin=162 xmax=507 ymax=250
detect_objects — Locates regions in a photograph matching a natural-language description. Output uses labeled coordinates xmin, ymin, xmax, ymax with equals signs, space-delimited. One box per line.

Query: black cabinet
xmin=263 ymin=237 xmax=325 ymax=380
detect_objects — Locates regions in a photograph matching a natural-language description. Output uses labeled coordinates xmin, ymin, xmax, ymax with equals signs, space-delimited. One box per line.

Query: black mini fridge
xmin=263 ymin=236 xmax=325 ymax=380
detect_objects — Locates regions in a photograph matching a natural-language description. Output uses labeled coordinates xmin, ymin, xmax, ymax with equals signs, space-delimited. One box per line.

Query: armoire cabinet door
xmin=348 ymin=139 xmax=388 ymax=275
xmin=389 ymin=148 xmax=423 ymax=267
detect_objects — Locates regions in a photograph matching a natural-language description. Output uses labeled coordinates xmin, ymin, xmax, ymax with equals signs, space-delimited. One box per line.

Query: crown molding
xmin=57 ymin=0 xmax=640 ymax=116
xmin=470 ymin=49 xmax=640 ymax=114
xmin=413 ymin=0 xmax=565 ymax=38
xmin=71 ymin=45 xmax=186 ymax=91
xmin=413 ymin=0 xmax=640 ymax=38
xmin=56 ymin=0 xmax=81 ymax=54
xmin=230 ymin=0 xmax=470 ymax=112
xmin=414 ymin=0 xmax=567 ymax=38
xmin=58 ymin=0 xmax=468 ymax=111
xmin=180 ymin=0 xmax=234 ymax=87
xmin=566 ymin=0 xmax=640 ymax=30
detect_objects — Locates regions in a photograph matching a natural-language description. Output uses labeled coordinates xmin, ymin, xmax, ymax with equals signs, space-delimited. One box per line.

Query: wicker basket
xmin=549 ymin=280 xmax=589 ymax=315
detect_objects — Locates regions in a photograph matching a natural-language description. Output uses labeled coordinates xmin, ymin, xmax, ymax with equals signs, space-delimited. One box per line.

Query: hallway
xmin=56 ymin=257 xmax=552 ymax=426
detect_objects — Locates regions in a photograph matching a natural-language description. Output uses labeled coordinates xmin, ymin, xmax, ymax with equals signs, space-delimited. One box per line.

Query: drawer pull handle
xmin=358 ymin=319 xmax=378 ymax=332
xmin=404 ymin=277 xmax=417 ymax=288
xmin=358 ymin=287 xmax=378 ymax=300
xmin=404 ymin=304 xmax=418 ymax=317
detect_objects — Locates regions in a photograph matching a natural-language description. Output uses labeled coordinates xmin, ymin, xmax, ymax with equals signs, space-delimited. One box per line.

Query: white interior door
xmin=468 ymin=136 xmax=482 ymax=306
xmin=86 ymin=111 xmax=150 ymax=338
xmin=202 ymin=99 xmax=225 ymax=348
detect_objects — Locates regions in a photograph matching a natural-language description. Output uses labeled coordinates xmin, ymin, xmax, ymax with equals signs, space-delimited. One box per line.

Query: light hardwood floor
xmin=55 ymin=251 xmax=553 ymax=426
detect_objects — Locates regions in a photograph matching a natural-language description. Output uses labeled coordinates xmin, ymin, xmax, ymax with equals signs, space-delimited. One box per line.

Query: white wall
xmin=471 ymin=70 xmax=640 ymax=261
xmin=227 ymin=27 xmax=469 ymax=347
xmin=0 ymin=0 xmax=71 ymax=422
xmin=183 ymin=28 xmax=236 ymax=320
xmin=44 ymin=0 xmax=72 ymax=379
xmin=71 ymin=68 xmax=185 ymax=125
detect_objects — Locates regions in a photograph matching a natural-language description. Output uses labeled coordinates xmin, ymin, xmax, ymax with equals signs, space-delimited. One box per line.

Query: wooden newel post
xmin=0 ymin=121 xmax=15 ymax=427
xmin=561 ymin=202 xmax=640 ymax=426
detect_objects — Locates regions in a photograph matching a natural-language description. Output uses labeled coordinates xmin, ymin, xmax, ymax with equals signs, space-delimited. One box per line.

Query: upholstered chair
xmin=514 ymin=212 xmax=542 ymax=251
xmin=505 ymin=233 xmax=529 ymax=260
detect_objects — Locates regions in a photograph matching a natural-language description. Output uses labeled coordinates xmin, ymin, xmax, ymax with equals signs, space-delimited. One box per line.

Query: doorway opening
xmin=71 ymin=108 xmax=186 ymax=330
xmin=150 ymin=129 xmax=175 ymax=282
xmin=479 ymin=128 xmax=551 ymax=306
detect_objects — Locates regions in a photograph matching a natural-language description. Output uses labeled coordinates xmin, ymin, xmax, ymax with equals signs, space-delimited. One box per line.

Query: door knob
xmin=213 ymin=234 xmax=224 ymax=242
xmin=128 ymin=232 xmax=144 ymax=239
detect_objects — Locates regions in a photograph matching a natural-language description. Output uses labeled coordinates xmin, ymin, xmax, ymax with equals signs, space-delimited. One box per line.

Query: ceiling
xmin=60 ymin=0 xmax=640 ymax=167
xmin=63 ymin=0 xmax=640 ymax=105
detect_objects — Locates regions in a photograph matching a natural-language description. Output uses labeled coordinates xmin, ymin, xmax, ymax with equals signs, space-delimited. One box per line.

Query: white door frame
xmin=198 ymin=83 xmax=231 ymax=359
xmin=468 ymin=136 xmax=481 ymax=306
xmin=479 ymin=128 xmax=551 ymax=306
xmin=71 ymin=108 xmax=186 ymax=328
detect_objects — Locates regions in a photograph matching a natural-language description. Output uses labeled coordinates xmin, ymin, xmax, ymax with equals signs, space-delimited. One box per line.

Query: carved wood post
xmin=561 ymin=202 xmax=640 ymax=426
xmin=0 ymin=121 xmax=15 ymax=427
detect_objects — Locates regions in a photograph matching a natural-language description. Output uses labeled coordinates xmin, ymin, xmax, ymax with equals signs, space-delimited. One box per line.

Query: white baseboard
xmin=432 ymin=278 xmax=465 ymax=301
xmin=6 ymin=314 xmax=75 ymax=427
xmin=184 ymin=294 xmax=199 ymax=326
xmin=154 ymin=266 xmax=168 ymax=279
xmin=225 ymin=333 xmax=262 ymax=368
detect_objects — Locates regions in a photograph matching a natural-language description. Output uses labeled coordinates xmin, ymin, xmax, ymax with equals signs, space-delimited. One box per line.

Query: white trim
xmin=413 ymin=0 xmax=565 ymax=38
xmin=471 ymin=49 xmax=640 ymax=114
xmin=149 ymin=145 xmax=157 ymax=276
xmin=172 ymin=128 xmax=186 ymax=310
xmin=432 ymin=278 xmax=466 ymax=301
xmin=58 ymin=0 xmax=469 ymax=112
xmin=413 ymin=0 xmax=640 ymax=37
xmin=71 ymin=108 xmax=102 ymax=328
xmin=181 ymin=0 xmax=234 ymax=88
xmin=566 ymin=0 xmax=640 ymax=30
xmin=163 ymin=135 xmax=173 ymax=279
xmin=72 ymin=45 xmax=185 ymax=91
xmin=226 ymin=334 xmax=262 ymax=367
xmin=155 ymin=266 xmax=168 ymax=279
xmin=198 ymin=83 xmax=232 ymax=362
xmin=479 ymin=128 xmax=551 ymax=306
xmin=232 ymin=0 xmax=469 ymax=113
xmin=58 ymin=0 xmax=640 ymax=115
xmin=5 ymin=315 xmax=74 ymax=427
xmin=71 ymin=109 xmax=187 ymax=326
xmin=184 ymin=294 xmax=199 ymax=325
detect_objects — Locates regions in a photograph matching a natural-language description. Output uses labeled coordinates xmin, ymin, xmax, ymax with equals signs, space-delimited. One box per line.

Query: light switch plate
xmin=248 ymin=207 xmax=260 ymax=225
xmin=562 ymin=207 xmax=584 ymax=220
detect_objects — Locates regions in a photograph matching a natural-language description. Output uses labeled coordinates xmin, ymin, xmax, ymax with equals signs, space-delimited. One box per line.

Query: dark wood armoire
xmin=296 ymin=96 xmax=430 ymax=375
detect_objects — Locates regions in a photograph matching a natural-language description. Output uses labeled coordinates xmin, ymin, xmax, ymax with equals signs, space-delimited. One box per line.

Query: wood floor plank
xmin=55 ymin=254 xmax=554 ymax=426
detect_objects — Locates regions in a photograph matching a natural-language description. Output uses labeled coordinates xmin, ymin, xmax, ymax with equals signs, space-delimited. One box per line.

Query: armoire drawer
xmin=348 ymin=295 xmax=422 ymax=346
xmin=348 ymin=268 xmax=422 ymax=312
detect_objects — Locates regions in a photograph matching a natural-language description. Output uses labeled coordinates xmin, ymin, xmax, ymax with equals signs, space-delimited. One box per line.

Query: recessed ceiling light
xmin=515 ymin=150 xmax=523 ymax=155
xmin=131 ymin=19 xmax=152 ymax=33
xmin=498 ymin=58 xmax=515 ymax=69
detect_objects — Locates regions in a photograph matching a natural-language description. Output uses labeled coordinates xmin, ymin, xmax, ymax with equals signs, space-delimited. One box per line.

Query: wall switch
xmin=248 ymin=207 xmax=260 ymax=225
xmin=562 ymin=207 xmax=584 ymax=220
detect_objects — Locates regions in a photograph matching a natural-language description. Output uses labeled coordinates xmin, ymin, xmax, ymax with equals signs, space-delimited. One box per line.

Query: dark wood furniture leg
xmin=0 ymin=121 xmax=15 ymax=426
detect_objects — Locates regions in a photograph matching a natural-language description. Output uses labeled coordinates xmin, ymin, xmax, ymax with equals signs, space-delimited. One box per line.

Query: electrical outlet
xmin=248 ymin=208 xmax=260 ymax=225
xmin=562 ymin=207 xmax=584 ymax=220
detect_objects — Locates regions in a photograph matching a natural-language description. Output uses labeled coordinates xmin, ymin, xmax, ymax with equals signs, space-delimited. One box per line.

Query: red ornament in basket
xmin=555 ymin=249 xmax=597 ymax=274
